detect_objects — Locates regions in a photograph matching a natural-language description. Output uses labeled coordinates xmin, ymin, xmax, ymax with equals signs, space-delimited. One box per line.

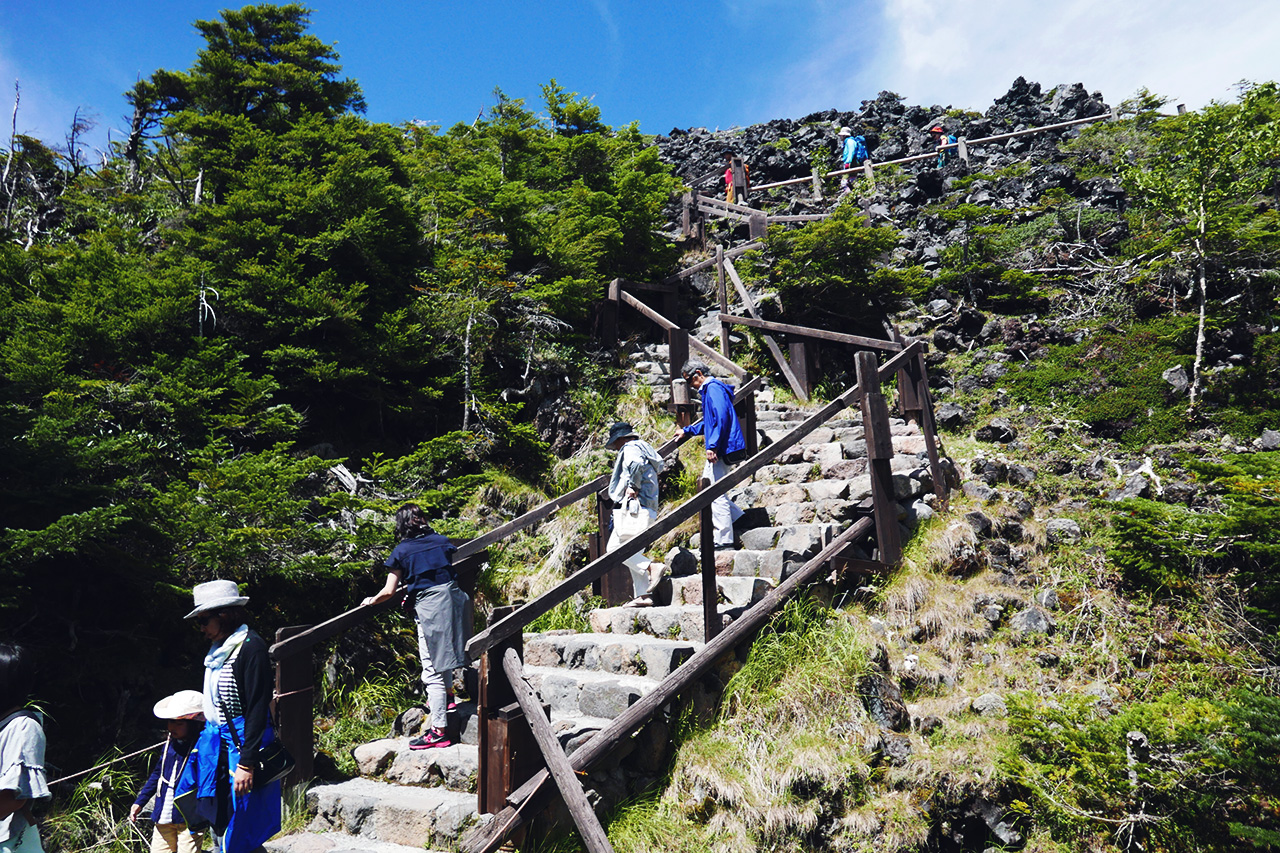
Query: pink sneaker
xmin=409 ymin=728 xmax=451 ymax=750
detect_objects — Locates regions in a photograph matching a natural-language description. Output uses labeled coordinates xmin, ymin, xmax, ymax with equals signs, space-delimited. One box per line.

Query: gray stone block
xmin=740 ymin=527 xmax=780 ymax=550
xmin=579 ymin=681 xmax=642 ymax=718
xmin=806 ymin=479 xmax=850 ymax=501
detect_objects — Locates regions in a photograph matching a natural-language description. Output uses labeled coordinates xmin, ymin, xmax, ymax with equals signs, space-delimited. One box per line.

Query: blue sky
xmin=1 ymin=0 xmax=1276 ymax=155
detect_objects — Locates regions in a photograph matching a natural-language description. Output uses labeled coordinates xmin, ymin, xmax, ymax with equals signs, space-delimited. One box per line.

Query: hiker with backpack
xmin=930 ymin=125 xmax=958 ymax=168
xmin=674 ymin=361 xmax=747 ymax=549
xmin=838 ymin=127 xmax=869 ymax=194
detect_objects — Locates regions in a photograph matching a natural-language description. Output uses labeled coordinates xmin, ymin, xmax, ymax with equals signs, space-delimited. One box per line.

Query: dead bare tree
xmin=2 ymin=81 xmax=18 ymax=231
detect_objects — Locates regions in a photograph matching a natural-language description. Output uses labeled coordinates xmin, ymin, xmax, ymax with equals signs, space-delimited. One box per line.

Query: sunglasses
xmin=192 ymin=613 xmax=217 ymax=627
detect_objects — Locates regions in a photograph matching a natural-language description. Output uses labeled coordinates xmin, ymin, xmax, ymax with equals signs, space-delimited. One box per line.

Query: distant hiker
xmin=0 ymin=644 xmax=49 ymax=853
xmin=724 ymin=150 xmax=750 ymax=205
xmin=363 ymin=504 xmax=470 ymax=750
xmin=604 ymin=422 xmax=667 ymax=607
xmin=178 ymin=580 xmax=281 ymax=853
xmin=130 ymin=690 xmax=206 ymax=853
xmin=838 ymin=127 xmax=869 ymax=194
xmin=674 ymin=361 xmax=746 ymax=549
xmin=930 ymin=125 xmax=957 ymax=168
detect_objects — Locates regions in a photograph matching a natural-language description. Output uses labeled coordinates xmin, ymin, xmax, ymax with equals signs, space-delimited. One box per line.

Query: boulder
xmin=857 ymin=673 xmax=910 ymax=732
xmin=971 ymin=692 xmax=1007 ymax=717
xmin=1010 ymin=605 xmax=1056 ymax=636
xmin=1046 ymin=518 xmax=1083 ymax=545
xmin=975 ymin=418 xmax=1018 ymax=443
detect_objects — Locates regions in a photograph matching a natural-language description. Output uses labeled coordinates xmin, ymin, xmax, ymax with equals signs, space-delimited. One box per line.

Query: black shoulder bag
xmin=218 ymin=696 xmax=295 ymax=788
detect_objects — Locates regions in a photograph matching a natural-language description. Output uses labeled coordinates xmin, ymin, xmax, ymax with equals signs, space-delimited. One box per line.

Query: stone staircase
xmin=267 ymin=357 xmax=937 ymax=852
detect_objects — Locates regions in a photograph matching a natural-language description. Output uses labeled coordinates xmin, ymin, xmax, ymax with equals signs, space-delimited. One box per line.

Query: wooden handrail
xmin=720 ymin=258 xmax=807 ymax=401
xmin=269 ymin=377 xmax=762 ymax=662
xmin=269 ymin=551 xmax=486 ymax=661
xmin=719 ymin=313 xmax=905 ymax=352
xmin=662 ymin=242 xmax=762 ymax=283
xmin=461 ymin=514 xmax=877 ymax=853
xmin=618 ymin=289 xmax=747 ymax=379
xmin=464 ymin=341 xmax=921 ymax=661
xmin=752 ymin=111 xmax=1114 ymax=192
xmin=502 ymin=648 xmax=615 ymax=853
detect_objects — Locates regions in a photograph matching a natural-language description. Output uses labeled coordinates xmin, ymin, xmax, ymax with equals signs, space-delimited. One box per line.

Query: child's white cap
xmin=153 ymin=690 xmax=205 ymax=720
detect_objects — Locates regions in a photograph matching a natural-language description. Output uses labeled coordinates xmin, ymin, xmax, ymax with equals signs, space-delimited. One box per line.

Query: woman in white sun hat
xmin=130 ymin=690 xmax=205 ymax=853
xmin=174 ymin=580 xmax=280 ymax=853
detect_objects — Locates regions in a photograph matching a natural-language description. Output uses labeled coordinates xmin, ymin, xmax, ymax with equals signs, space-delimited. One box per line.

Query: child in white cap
xmin=129 ymin=690 xmax=205 ymax=853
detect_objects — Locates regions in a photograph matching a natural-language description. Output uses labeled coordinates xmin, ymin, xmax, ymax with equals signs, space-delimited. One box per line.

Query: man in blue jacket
xmin=674 ymin=360 xmax=746 ymax=548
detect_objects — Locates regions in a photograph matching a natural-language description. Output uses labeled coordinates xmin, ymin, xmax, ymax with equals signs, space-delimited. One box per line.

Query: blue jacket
xmin=134 ymin=734 xmax=198 ymax=822
xmin=684 ymin=377 xmax=745 ymax=457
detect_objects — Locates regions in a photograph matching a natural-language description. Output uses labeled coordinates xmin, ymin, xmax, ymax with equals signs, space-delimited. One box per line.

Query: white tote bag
xmin=612 ymin=497 xmax=651 ymax=542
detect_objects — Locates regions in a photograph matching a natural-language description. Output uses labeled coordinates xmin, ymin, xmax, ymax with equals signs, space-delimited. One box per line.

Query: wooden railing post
xmin=699 ymin=477 xmax=720 ymax=642
xmin=274 ymin=625 xmax=314 ymax=787
xmin=478 ymin=607 xmax=537 ymax=819
xmin=736 ymin=376 xmax=758 ymax=456
xmin=911 ymin=352 xmax=948 ymax=501
xmin=590 ymin=490 xmax=630 ymax=606
xmin=748 ymin=211 xmax=767 ymax=241
xmin=789 ymin=340 xmax=812 ymax=400
xmin=672 ymin=377 xmax=693 ymax=429
xmin=811 ymin=165 xmax=824 ymax=201
xmin=603 ymin=279 xmax=620 ymax=357
xmin=681 ymin=191 xmax=693 ymax=239
xmin=731 ymin=157 xmax=748 ymax=207
xmin=856 ymin=351 xmax=902 ymax=567
xmin=716 ymin=244 xmax=729 ymax=359
xmin=668 ymin=327 xmax=689 ymax=414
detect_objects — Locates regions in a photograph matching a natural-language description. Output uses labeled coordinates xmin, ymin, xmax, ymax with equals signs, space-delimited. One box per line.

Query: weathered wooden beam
xmin=662 ymin=241 xmax=763 ymax=283
xmin=460 ymin=516 xmax=876 ymax=853
xmin=721 ymin=259 xmax=807 ymax=401
xmin=274 ymin=626 xmax=313 ymax=785
xmin=694 ymin=193 xmax=760 ymax=215
xmin=767 ymin=214 xmax=831 ymax=222
xmin=716 ymin=244 xmax=729 ymax=358
xmin=699 ymin=477 xmax=719 ymax=643
xmin=502 ymin=648 xmax=616 ymax=853
xmin=857 ymin=351 xmax=902 ymax=567
xmin=718 ymin=313 xmax=904 ymax=351
xmin=618 ymin=290 xmax=747 ymax=379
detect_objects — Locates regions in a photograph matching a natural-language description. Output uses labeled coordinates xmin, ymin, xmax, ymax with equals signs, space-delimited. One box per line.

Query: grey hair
xmin=680 ymin=360 xmax=709 ymax=380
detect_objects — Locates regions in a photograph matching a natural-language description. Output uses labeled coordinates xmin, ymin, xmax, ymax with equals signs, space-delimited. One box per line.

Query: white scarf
xmin=202 ymin=623 xmax=249 ymax=723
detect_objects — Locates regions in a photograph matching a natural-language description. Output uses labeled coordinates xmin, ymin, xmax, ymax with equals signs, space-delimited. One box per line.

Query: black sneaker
xmin=408 ymin=728 xmax=451 ymax=750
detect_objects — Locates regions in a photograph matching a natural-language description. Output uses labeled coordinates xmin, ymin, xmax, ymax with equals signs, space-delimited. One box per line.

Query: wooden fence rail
xmin=461 ymin=514 xmax=878 ymax=853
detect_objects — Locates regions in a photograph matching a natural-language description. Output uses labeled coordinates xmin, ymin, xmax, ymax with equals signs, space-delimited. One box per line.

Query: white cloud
xmin=769 ymin=0 xmax=1280 ymax=117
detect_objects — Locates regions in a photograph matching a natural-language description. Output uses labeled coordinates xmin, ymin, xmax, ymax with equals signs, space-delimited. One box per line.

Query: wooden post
xmin=274 ymin=626 xmax=313 ymax=786
xmin=736 ymin=377 xmax=757 ymax=456
xmin=731 ymin=157 xmax=748 ymax=207
xmin=911 ymin=353 xmax=949 ymax=501
xmin=699 ymin=477 xmax=720 ymax=642
xmin=603 ymin=279 xmax=620 ymax=356
xmin=591 ymin=490 xmax=630 ymax=606
xmin=957 ymin=137 xmax=970 ymax=166
xmin=668 ymin=327 xmax=689 ymax=415
xmin=502 ymin=649 xmax=616 ymax=853
xmin=811 ymin=165 xmax=824 ymax=201
xmin=789 ymin=340 xmax=812 ymax=400
xmin=672 ymin=377 xmax=693 ymax=429
xmin=662 ymin=284 xmax=678 ymax=329
xmin=856 ymin=352 xmax=902 ymax=567
xmin=479 ymin=609 xmax=537 ymax=817
xmin=863 ymin=160 xmax=875 ymax=192
xmin=748 ymin=212 xmax=767 ymax=241
xmin=681 ymin=191 xmax=693 ymax=238
xmin=717 ymin=244 xmax=730 ymax=359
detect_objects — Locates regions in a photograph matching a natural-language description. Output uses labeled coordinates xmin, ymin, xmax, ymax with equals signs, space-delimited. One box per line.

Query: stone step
xmin=588 ymin=603 xmax=747 ymax=641
xmin=523 ymin=666 xmax=660 ymax=720
xmin=351 ymin=738 xmax=478 ymax=792
xmin=737 ymin=521 xmax=846 ymax=553
xmin=266 ymin=832 xmax=451 ymax=853
xmin=523 ymin=632 xmax=699 ymax=680
xmin=303 ymin=778 xmax=478 ymax=850
xmin=669 ymin=575 xmax=774 ymax=607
